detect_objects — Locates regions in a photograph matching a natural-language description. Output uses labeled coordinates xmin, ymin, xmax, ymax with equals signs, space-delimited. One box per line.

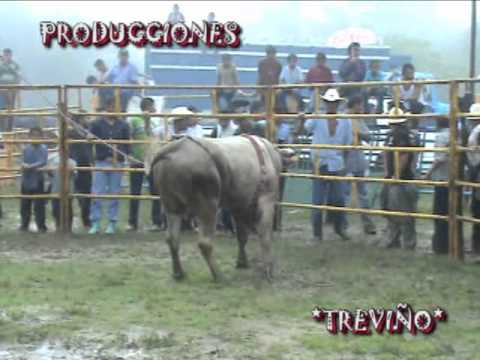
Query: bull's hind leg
xmin=234 ymin=217 xmax=249 ymax=269
xmin=166 ymin=213 xmax=185 ymax=280
xmin=256 ymin=195 xmax=276 ymax=282
xmin=196 ymin=200 xmax=224 ymax=282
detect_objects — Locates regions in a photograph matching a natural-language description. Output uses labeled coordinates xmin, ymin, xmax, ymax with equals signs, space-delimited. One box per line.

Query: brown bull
xmin=146 ymin=135 xmax=285 ymax=282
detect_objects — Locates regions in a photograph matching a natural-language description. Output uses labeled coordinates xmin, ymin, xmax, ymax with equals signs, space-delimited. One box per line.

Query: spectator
xmin=168 ymin=4 xmax=185 ymax=24
xmin=89 ymin=97 xmax=130 ymax=234
xmin=365 ymin=60 xmax=387 ymax=113
xmin=127 ymin=97 xmax=164 ymax=232
xmin=467 ymin=103 xmax=480 ymax=255
xmin=0 ymin=48 xmax=21 ymax=131
xmin=399 ymin=63 xmax=425 ymax=114
xmin=280 ymin=53 xmax=304 ymax=84
xmin=211 ymin=117 xmax=238 ymax=138
xmin=207 ymin=11 xmax=215 ymax=23
xmin=257 ymin=45 xmax=282 ymax=86
xmin=106 ymin=49 xmax=139 ymax=112
xmin=339 ymin=42 xmax=366 ymax=98
xmin=296 ymin=88 xmax=352 ymax=242
xmin=94 ymin=59 xmax=109 ymax=83
xmin=423 ymin=119 xmax=450 ymax=254
xmin=381 ymin=108 xmax=419 ymax=250
xmin=69 ymin=112 xmax=93 ymax=229
xmin=305 ymin=53 xmax=333 ymax=84
xmin=216 ymin=54 xmax=239 ymax=112
xmin=344 ymin=95 xmax=376 ymax=235
xmin=93 ymin=59 xmax=112 ymax=110
xmin=233 ymin=99 xmax=266 ymax=137
xmin=185 ymin=105 xmax=205 ymax=138
xmin=305 ymin=53 xmax=334 ymax=112
xmin=19 ymin=127 xmax=48 ymax=233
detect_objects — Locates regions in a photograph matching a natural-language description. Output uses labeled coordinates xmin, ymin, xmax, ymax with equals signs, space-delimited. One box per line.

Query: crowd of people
xmin=2 ymin=41 xmax=479 ymax=257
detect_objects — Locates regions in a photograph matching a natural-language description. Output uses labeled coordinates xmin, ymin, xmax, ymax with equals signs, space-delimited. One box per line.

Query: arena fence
xmin=1 ymin=79 xmax=480 ymax=261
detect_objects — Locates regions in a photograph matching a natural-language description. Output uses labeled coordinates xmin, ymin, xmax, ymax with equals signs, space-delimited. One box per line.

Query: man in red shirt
xmin=305 ymin=52 xmax=334 ymax=84
xmin=257 ymin=45 xmax=282 ymax=86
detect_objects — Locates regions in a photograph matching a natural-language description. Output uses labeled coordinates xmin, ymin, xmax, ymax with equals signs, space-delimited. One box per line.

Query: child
xmin=20 ymin=127 xmax=48 ymax=232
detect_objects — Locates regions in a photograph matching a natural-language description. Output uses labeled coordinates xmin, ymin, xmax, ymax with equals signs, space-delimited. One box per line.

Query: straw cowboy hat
xmin=167 ymin=106 xmax=194 ymax=123
xmin=321 ymin=88 xmax=345 ymax=102
xmin=468 ymin=103 xmax=480 ymax=120
xmin=387 ymin=107 xmax=408 ymax=125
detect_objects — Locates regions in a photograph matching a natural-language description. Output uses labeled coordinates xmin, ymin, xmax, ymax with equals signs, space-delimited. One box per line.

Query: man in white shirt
xmin=296 ymin=89 xmax=352 ymax=242
xmin=280 ymin=53 xmax=303 ymax=84
xmin=467 ymin=103 xmax=480 ymax=255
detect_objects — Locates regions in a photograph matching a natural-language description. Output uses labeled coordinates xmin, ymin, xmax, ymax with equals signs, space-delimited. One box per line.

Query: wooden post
xmin=448 ymin=81 xmax=462 ymax=260
xmin=58 ymin=86 xmax=71 ymax=235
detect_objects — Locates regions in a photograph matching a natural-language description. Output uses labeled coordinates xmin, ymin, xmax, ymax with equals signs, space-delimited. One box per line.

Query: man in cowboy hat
xmin=296 ymin=88 xmax=352 ymax=242
xmin=168 ymin=106 xmax=196 ymax=139
xmin=381 ymin=107 xmax=419 ymax=250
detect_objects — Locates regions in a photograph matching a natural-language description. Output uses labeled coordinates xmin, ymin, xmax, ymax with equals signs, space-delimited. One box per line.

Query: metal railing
xmin=1 ymin=79 xmax=480 ymax=261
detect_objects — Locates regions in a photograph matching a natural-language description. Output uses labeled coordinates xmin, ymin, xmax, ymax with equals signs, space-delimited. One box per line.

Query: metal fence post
xmin=448 ymin=81 xmax=462 ymax=260
xmin=58 ymin=86 xmax=71 ymax=235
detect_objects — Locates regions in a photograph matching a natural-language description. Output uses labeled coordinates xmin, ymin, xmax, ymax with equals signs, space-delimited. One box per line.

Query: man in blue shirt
xmin=297 ymin=88 xmax=352 ymax=241
xmin=106 ymin=49 xmax=139 ymax=112
xmin=89 ymin=97 xmax=130 ymax=234
xmin=20 ymin=127 xmax=48 ymax=232
xmin=365 ymin=60 xmax=387 ymax=113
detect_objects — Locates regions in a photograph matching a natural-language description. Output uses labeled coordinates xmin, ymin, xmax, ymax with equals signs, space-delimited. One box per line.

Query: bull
xmin=146 ymin=135 xmax=290 ymax=282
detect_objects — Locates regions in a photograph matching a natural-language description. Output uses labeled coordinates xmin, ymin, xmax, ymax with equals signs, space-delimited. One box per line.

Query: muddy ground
xmin=0 ymin=203 xmax=479 ymax=359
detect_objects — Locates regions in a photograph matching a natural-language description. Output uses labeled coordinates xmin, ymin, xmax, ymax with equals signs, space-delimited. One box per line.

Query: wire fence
xmin=1 ymin=78 xmax=480 ymax=260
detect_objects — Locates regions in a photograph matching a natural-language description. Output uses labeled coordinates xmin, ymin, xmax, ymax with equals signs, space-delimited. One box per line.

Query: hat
xmin=387 ymin=107 xmax=408 ymax=125
xmin=321 ymin=88 xmax=345 ymax=102
xmin=468 ymin=103 xmax=480 ymax=119
xmin=167 ymin=106 xmax=194 ymax=123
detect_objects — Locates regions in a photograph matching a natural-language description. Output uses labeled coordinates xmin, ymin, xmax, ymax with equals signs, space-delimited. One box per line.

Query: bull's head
xmin=277 ymin=148 xmax=298 ymax=169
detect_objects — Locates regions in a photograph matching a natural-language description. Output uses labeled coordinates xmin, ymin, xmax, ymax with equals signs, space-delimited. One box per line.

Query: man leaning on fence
xmin=127 ymin=97 xmax=163 ymax=232
xmin=296 ymin=88 xmax=352 ymax=242
xmin=19 ymin=127 xmax=48 ymax=233
xmin=381 ymin=108 xmax=419 ymax=250
xmin=467 ymin=103 xmax=480 ymax=255
xmin=89 ymin=97 xmax=130 ymax=235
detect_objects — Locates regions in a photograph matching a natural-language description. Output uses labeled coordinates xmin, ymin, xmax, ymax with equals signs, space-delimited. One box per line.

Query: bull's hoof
xmin=212 ymin=272 xmax=227 ymax=284
xmin=262 ymin=265 xmax=274 ymax=283
xmin=173 ymin=271 xmax=186 ymax=281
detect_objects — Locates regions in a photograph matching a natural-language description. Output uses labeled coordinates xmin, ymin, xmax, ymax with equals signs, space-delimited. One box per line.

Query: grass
xmin=0 ymin=186 xmax=479 ymax=358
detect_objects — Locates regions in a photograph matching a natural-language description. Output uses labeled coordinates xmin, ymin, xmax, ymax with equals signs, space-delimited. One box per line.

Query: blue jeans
xmin=344 ymin=170 xmax=375 ymax=228
xmin=90 ymin=160 xmax=124 ymax=223
xmin=312 ymin=166 xmax=346 ymax=236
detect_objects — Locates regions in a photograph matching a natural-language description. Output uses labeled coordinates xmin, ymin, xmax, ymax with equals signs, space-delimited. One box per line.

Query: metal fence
xmin=1 ymin=79 xmax=480 ymax=261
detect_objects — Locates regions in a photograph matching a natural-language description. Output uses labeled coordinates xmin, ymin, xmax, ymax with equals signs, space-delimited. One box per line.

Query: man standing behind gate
xmin=106 ymin=49 xmax=139 ymax=112
xmin=127 ymin=97 xmax=163 ymax=232
xmin=381 ymin=108 xmax=419 ymax=250
xmin=296 ymin=88 xmax=352 ymax=242
xmin=89 ymin=97 xmax=130 ymax=235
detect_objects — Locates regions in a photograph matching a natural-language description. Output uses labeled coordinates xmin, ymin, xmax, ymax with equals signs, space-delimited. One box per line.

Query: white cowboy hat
xmin=321 ymin=88 xmax=345 ymax=102
xmin=387 ymin=107 xmax=408 ymax=125
xmin=468 ymin=103 xmax=480 ymax=119
xmin=167 ymin=106 xmax=194 ymax=123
